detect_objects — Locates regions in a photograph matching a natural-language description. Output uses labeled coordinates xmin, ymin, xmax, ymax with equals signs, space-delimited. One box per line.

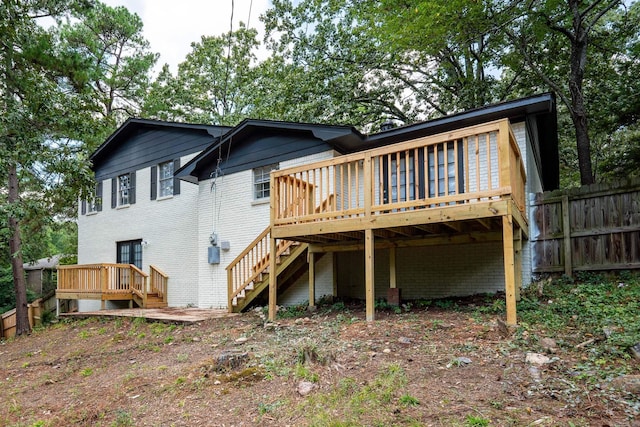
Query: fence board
xmin=531 ymin=180 xmax=640 ymax=274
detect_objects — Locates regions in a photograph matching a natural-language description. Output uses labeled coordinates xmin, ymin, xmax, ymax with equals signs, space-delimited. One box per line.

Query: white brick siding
xmin=336 ymin=244 xmax=505 ymax=300
xmin=195 ymin=150 xmax=337 ymax=308
xmin=77 ymin=153 xmax=201 ymax=311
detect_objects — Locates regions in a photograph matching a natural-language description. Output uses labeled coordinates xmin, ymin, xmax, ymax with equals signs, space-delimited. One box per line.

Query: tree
xmin=498 ymin=0 xmax=629 ymax=185
xmin=263 ymin=0 xmax=421 ymax=129
xmin=143 ymin=26 xmax=259 ymax=125
xmin=59 ymin=2 xmax=158 ymax=139
xmin=1 ymin=0 xmax=96 ymax=335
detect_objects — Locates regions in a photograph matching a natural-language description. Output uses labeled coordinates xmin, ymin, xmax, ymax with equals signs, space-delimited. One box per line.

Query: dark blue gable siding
xmin=197 ymin=131 xmax=331 ymax=179
xmin=94 ymin=127 xmax=216 ymax=181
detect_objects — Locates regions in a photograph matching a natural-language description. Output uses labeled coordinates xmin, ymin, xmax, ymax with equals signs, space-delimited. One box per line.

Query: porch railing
xmin=271 ymin=119 xmax=525 ymax=226
xmin=226 ymin=226 xmax=298 ymax=310
xmin=226 ymin=194 xmax=336 ymax=311
xmin=57 ymin=264 xmax=164 ymax=306
xmin=150 ymin=265 xmax=168 ymax=304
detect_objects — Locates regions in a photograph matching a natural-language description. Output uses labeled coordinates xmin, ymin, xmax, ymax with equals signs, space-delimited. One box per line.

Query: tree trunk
xmin=568 ymin=0 xmax=595 ymax=186
xmin=8 ymin=162 xmax=30 ymax=336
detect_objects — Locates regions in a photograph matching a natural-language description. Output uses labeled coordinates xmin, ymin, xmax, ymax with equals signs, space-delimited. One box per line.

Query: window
xmin=382 ymin=140 xmax=465 ymax=205
xmin=427 ymin=141 xmax=464 ymax=198
xmin=254 ymin=164 xmax=278 ymax=200
xmin=118 ymin=173 xmax=131 ymax=205
xmin=151 ymin=159 xmax=180 ymax=200
xmin=117 ymin=240 xmax=142 ymax=269
xmin=159 ymin=161 xmax=174 ymax=197
xmin=82 ymin=181 xmax=103 ymax=215
xmin=111 ymin=172 xmax=135 ymax=208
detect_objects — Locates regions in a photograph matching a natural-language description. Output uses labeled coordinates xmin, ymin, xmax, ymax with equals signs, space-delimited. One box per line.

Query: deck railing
xmin=57 ymin=263 xmax=155 ymax=303
xmin=150 ymin=265 xmax=168 ymax=304
xmin=226 ymin=195 xmax=336 ymax=311
xmin=272 ymin=119 xmax=525 ymax=226
xmin=226 ymin=226 xmax=298 ymax=310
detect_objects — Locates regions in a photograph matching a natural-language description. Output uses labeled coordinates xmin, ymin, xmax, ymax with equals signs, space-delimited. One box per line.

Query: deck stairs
xmin=132 ymin=292 xmax=168 ymax=309
xmin=228 ymin=237 xmax=310 ymax=312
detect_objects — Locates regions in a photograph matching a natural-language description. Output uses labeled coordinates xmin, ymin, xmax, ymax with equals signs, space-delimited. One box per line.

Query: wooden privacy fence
xmin=1 ymin=292 xmax=56 ymax=339
xmin=531 ymin=179 xmax=640 ymax=275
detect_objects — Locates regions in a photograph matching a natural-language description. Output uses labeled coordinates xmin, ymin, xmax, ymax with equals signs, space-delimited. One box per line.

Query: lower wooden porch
xmin=56 ymin=264 xmax=169 ymax=311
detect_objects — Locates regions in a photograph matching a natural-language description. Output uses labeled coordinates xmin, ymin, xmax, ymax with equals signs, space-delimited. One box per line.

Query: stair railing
xmin=149 ymin=265 xmax=169 ymax=304
xmin=226 ymin=194 xmax=335 ymax=311
xmin=226 ymin=227 xmax=296 ymax=310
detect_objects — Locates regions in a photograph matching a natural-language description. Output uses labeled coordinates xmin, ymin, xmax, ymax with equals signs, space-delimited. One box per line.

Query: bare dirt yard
xmin=1 ymin=295 xmax=639 ymax=426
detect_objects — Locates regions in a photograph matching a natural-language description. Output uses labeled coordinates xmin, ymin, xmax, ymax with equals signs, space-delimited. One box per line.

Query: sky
xmin=102 ymin=0 xmax=272 ymax=72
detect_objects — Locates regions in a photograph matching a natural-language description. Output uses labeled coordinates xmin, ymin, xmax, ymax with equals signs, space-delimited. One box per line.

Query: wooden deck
xmin=267 ymin=119 xmax=527 ymax=324
xmin=56 ymin=264 xmax=168 ymax=310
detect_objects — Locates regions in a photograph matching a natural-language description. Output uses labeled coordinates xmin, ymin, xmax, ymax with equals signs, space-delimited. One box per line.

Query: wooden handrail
xmin=226 ymin=194 xmax=335 ymax=311
xmin=150 ymin=265 xmax=168 ymax=303
xmin=57 ymin=264 xmax=166 ymax=307
xmin=271 ymin=119 xmax=526 ymax=227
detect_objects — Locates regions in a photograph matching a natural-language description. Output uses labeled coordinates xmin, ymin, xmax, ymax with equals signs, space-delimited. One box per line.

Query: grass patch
xmin=291 ymin=363 xmax=409 ymax=425
xmin=518 ymin=272 xmax=640 ymax=379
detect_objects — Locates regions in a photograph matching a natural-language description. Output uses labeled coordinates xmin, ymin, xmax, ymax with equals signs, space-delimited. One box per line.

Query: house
xmin=24 ymin=255 xmax=64 ymax=295
xmin=58 ymin=93 xmax=559 ymax=324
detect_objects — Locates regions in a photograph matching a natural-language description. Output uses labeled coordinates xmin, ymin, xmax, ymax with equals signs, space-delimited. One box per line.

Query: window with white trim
xmin=118 ymin=173 xmax=131 ymax=206
xmin=159 ymin=161 xmax=174 ymax=197
xmin=253 ymin=164 xmax=278 ymax=200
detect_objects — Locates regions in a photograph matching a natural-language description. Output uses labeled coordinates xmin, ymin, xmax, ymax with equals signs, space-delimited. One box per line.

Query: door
xmin=117 ymin=240 xmax=142 ymax=269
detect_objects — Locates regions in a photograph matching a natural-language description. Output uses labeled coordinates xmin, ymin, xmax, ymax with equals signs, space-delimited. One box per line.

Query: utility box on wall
xmin=208 ymin=246 xmax=220 ymax=264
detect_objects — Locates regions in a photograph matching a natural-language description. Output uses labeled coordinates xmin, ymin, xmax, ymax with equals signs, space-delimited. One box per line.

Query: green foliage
xmin=464 ymin=415 xmax=490 ymax=427
xmin=519 ymin=273 xmax=640 ymax=362
xmin=398 ymin=393 xmax=420 ymax=407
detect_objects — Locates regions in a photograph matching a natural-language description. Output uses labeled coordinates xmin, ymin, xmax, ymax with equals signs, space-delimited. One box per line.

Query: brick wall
xmin=77 ymin=153 xmax=201 ymax=310
xmin=195 ymin=150 xmax=337 ymax=308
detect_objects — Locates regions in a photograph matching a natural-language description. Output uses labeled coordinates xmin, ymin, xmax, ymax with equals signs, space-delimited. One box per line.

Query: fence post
xmin=562 ymin=195 xmax=572 ymax=277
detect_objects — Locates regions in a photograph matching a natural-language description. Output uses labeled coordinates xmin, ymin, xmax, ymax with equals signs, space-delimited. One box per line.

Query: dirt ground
xmin=1 ymin=302 xmax=638 ymax=426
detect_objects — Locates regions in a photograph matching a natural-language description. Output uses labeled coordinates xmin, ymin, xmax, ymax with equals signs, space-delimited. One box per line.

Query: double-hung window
xmin=159 ymin=161 xmax=174 ymax=197
xmin=151 ymin=159 xmax=180 ymax=200
xmin=254 ymin=164 xmax=278 ymax=200
xmin=111 ymin=172 xmax=136 ymax=208
xmin=82 ymin=181 xmax=103 ymax=215
xmin=118 ymin=173 xmax=131 ymax=205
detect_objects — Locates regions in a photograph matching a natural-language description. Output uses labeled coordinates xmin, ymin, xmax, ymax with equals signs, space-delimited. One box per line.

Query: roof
xmin=90 ymin=118 xmax=232 ymax=165
xmin=23 ymin=255 xmax=64 ymax=271
xmin=175 ymin=119 xmax=364 ymax=183
xmin=364 ymin=92 xmax=557 ymax=148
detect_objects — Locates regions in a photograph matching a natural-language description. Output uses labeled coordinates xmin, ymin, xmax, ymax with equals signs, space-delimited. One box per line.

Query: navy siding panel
xmin=173 ymin=158 xmax=181 ymax=195
xmin=150 ymin=166 xmax=157 ymax=200
xmin=94 ymin=128 xmax=215 ymax=181
xmin=96 ymin=181 xmax=103 ymax=211
xmin=199 ymin=133 xmax=331 ymax=179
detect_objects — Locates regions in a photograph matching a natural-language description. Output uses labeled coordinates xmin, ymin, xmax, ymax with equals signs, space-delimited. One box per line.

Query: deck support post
xmin=332 ymin=252 xmax=338 ymax=298
xmin=268 ymin=236 xmax=277 ymax=322
xmin=514 ymin=228 xmax=522 ymax=302
xmin=365 ymin=228 xmax=375 ymax=321
xmin=389 ymin=247 xmax=397 ymax=289
xmin=502 ymin=215 xmax=517 ymax=325
xmin=101 ymin=299 xmax=106 ymax=310
xmin=308 ymin=251 xmax=315 ymax=308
